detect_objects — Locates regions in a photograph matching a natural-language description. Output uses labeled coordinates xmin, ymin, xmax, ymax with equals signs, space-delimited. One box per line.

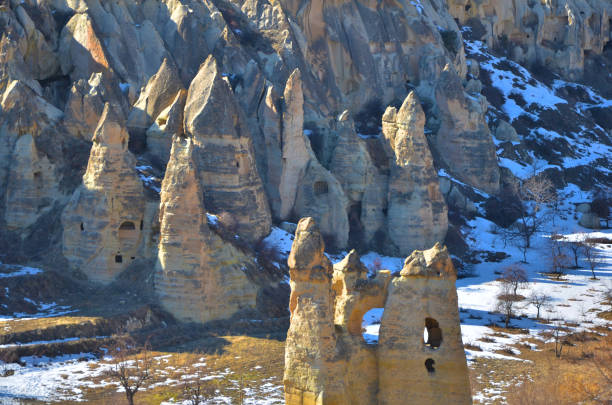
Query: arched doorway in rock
xmin=424 ymin=317 xmax=443 ymax=349
xmin=361 ymin=307 xmax=384 ymax=345
xmin=118 ymin=220 xmax=140 ymax=257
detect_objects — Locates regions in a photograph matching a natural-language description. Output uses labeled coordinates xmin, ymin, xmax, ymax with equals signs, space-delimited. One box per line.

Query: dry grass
xmin=472 ymin=329 xmax=612 ymax=404
xmin=72 ymin=335 xmax=286 ymax=404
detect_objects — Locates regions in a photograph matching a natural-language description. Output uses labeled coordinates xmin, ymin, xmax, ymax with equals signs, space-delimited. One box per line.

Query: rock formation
xmin=4 ymin=134 xmax=59 ymax=230
xmin=284 ymin=217 xmax=472 ymax=405
xmin=280 ymin=70 xmax=350 ymax=249
xmin=62 ymin=104 xmax=147 ymax=284
xmin=154 ymin=136 xmax=258 ymax=323
xmin=433 ymin=66 xmax=500 ymax=194
xmin=382 ymin=92 xmax=449 ymax=255
xmin=448 ymin=0 xmax=612 ymax=79
xmin=183 ymin=55 xmax=271 ymax=243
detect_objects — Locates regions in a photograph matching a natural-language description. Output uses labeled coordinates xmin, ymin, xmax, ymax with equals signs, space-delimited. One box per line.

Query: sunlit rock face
xmin=284 ymin=217 xmax=472 ymax=405
xmin=154 ymin=136 xmax=258 ymax=324
xmin=448 ymin=0 xmax=612 ymax=80
xmin=62 ymin=104 xmax=146 ymax=284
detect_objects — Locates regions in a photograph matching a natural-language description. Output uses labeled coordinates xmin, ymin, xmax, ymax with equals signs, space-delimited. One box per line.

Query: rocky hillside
xmin=0 ymin=0 xmax=611 ymax=322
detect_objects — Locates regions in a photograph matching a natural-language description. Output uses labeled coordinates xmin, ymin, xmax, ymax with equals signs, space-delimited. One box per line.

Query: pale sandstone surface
xmin=184 ymin=55 xmax=271 ymax=243
xmin=154 ymin=135 xmax=258 ymax=323
xmin=61 ymin=104 xmax=147 ymax=284
xmin=448 ymin=0 xmax=612 ymax=79
xmin=382 ymin=92 xmax=448 ymax=256
xmin=284 ymin=218 xmax=472 ymax=405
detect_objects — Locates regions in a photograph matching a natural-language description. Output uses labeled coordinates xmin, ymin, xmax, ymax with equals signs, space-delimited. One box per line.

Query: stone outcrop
xmin=62 ymin=104 xmax=146 ymax=284
xmin=4 ymin=134 xmax=59 ymax=230
xmin=284 ymin=217 xmax=472 ymax=405
xmin=330 ymin=111 xmax=385 ymax=249
xmin=127 ymin=58 xmax=185 ymax=162
xmin=433 ymin=66 xmax=500 ymax=194
xmin=280 ymin=70 xmax=350 ymax=249
xmin=382 ymin=92 xmax=448 ymax=256
xmin=154 ymin=136 xmax=258 ymax=323
xmin=183 ymin=55 xmax=271 ymax=243
xmin=448 ymin=0 xmax=612 ymax=79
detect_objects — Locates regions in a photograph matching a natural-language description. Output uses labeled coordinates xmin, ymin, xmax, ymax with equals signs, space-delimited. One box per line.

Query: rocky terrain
xmin=0 ymin=0 xmax=611 ymax=403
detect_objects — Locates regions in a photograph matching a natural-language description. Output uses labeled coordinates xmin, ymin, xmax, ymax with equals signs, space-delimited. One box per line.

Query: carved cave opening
xmin=314 ymin=181 xmax=329 ymax=196
xmin=425 ymin=358 xmax=436 ymax=373
xmin=424 ymin=317 xmax=443 ymax=349
xmin=348 ymin=202 xmax=365 ymax=250
xmin=115 ymin=255 xmax=123 ymax=263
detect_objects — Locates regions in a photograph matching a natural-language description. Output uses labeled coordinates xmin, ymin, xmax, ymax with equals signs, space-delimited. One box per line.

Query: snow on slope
xmin=464 ymin=37 xmax=612 ymax=182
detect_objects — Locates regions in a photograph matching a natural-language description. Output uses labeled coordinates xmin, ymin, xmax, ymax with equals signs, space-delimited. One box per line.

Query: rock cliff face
xmin=154 ymin=136 xmax=258 ymax=323
xmin=448 ymin=0 xmax=612 ymax=80
xmin=382 ymin=92 xmax=449 ymax=255
xmin=0 ymin=0 xmax=610 ymax=328
xmin=62 ymin=104 xmax=147 ymax=284
xmin=184 ymin=55 xmax=271 ymax=243
xmin=284 ymin=217 xmax=471 ymax=405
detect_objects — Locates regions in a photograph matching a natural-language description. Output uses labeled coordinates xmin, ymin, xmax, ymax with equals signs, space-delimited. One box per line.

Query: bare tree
xmin=529 ymin=291 xmax=551 ymax=320
xmin=582 ymin=239 xmax=601 ymax=279
xmin=500 ymin=265 xmax=529 ymax=297
xmin=565 ymin=233 xmax=585 ymax=269
xmin=106 ymin=338 xmax=152 ymax=405
xmin=496 ymin=283 xmax=521 ymax=328
xmin=183 ymin=369 xmax=216 ymax=405
xmin=549 ymin=237 xmax=571 ymax=279
xmin=505 ymin=175 xmax=555 ymax=262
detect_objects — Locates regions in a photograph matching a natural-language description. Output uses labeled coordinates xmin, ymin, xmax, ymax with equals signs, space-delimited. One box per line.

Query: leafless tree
xmin=549 ymin=237 xmax=571 ymax=279
xmin=505 ymin=175 xmax=555 ymax=262
xmin=183 ymin=369 xmax=216 ymax=405
xmin=496 ymin=283 xmax=522 ymax=328
xmin=565 ymin=233 xmax=585 ymax=269
xmin=105 ymin=338 xmax=152 ymax=405
xmin=582 ymin=239 xmax=601 ymax=279
xmin=500 ymin=265 xmax=529 ymax=297
xmin=529 ymin=291 xmax=551 ymax=320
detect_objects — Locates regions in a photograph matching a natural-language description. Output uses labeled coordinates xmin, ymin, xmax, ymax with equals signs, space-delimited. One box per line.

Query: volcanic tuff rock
xmin=284 ymin=218 xmax=471 ymax=405
xmin=448 ymin=0 xmax=612 ymax=80
xmin=62 ymin=104 xmax=148 ymax=284
xmin=433 ymin=66 xmax=500 ymax=194
xmin=280 ymin=70 xmax=350 ymax=249
xmin=0 ymin=0 xmax=610 ymax=326
xmin=154 ymin=136 xmax=258 ymax=324
xmin=183 ymin=55 xmax=271 ymax=243
xmin=382 ymin=92 xmax=449 ymax=256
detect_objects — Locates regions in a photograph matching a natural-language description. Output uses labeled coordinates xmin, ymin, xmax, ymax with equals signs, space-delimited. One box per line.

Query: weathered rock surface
xmin=154 ymin=135 xmax=258 ymax=323
xmin=62 ymin=104 xmax=147 ymax=284
xmin=382 ymin=92 xmax=448 ymax=256
xmin=183 ymin=55 xmax=271 ymax=243
xmin=4 ymin=134 xmax=59 ymax=230
xmin=280 ymin=70 xmax=350 ymax=249
xmin=433 ymin=66 xmax=500 ymax=194
xmin=127 ymin=58 xmax=185 ymax=154
xmin=449 ymin=0 xmax=612 ymax=79
xmin=378 ymin=243 xmax=472 ymax=405
xmin=284 ymin=218 xmax=471 ymax=405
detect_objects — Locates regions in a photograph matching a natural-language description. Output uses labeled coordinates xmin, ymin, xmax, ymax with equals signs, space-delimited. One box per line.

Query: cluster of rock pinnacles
xmin=283 ymin=217 xmax=472 ymax=405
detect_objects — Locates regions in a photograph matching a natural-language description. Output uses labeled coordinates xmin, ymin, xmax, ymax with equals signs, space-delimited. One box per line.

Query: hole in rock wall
xmin=314 ymin=181 xmax=329 ymax=196
xmin=361 ymin=308 xmax=384 ymax=345
xmin=424 ymin=318 xmax=443 ymax=349
xmin=33 ymin=171 xmax=43 ymax=190
xmin=425 ymin=358 xmax=436 ymax=373
xmin=115 ymin=255 xmax=123 ymax=263
xmin=80 ymin=222 xmax=84 ymax=231
xmin=140 ymin=220 xmax=143 ymax=230
xmin=119 ymin=221 xmax=136 ymax=230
